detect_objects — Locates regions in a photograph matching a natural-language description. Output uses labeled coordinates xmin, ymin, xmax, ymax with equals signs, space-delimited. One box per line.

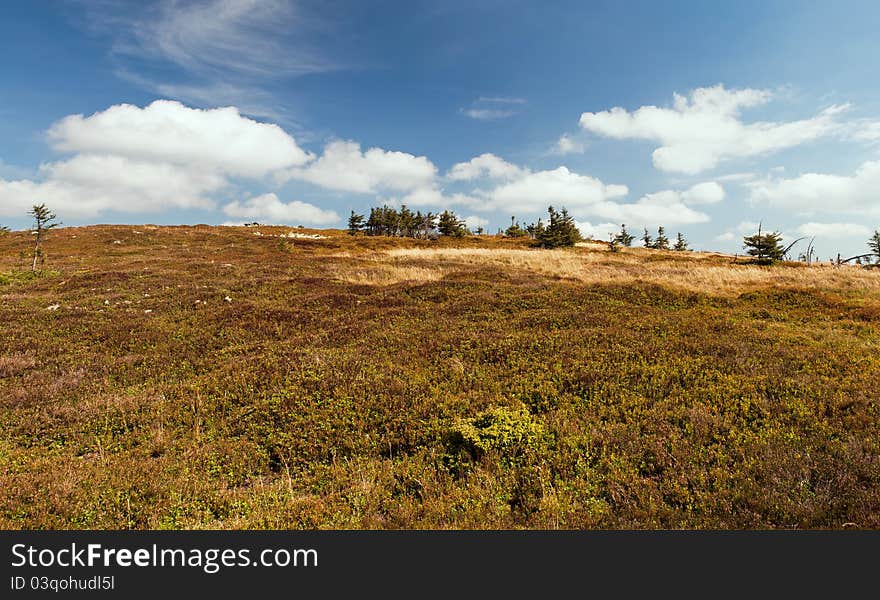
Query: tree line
xmin=348 ymin=205 xmax=584 ymax=248
xmin=344 ymin=203 xmax=880 ymax=262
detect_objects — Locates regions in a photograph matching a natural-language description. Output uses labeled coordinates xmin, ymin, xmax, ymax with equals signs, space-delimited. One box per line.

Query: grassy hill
xmin=1 ymin=224 xmax=878 ymax=529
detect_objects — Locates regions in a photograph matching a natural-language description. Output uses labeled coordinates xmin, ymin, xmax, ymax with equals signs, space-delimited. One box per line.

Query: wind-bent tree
xmin=743 ymin=222 xmax=784 ymax=264
xmin=641 ymin=227 xmax=653 ymax=248
xmin=28 ymin=204 xmax=59 ymax=272
xmin=347 ymin=210 xmax=365 ymax=235
xmin=673 ymin=232 xmax=689 ymax=251
xmin=869 ymin=230 xmax=880 ymax=263
xmin=613 ymin=224 xmax=635 ymax=247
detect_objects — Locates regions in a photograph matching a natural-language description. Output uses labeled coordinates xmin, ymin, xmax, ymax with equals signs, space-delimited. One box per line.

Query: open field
xmin=1 ymin=225 xmax=879 ymax=529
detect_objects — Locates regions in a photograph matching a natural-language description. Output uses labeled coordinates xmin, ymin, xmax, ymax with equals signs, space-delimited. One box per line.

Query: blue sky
xmin=1 ymin=0 xmax=879 ymax=258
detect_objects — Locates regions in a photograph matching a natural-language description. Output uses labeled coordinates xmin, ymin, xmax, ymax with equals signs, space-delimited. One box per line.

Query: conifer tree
xmin=347 ymin=210 xmax=365 ymax=235
xmin=438 ymin=210 xmax=467 ymax=237
xmin=673 ymin=232 xmax=689 ymax=251
xmin=743 ymin=222 xmax=785 ymax=264
xmin=28 ymin=204 xmax=59 ymax=272
xmin=613 ymin=224 xmax=635 ymax=247
xmin=869 ymin=230 xmax=880 ymax=263
xmin=653 ymin=226 xmax=669 ymax=250
xmin=538 ymin=206 xmax=582 ymax=248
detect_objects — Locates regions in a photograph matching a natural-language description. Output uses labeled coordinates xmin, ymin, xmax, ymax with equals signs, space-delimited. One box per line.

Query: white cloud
xmin=461 ymin=96 xmax=525 ymax=120
xmin=222 ymin=193 xmax=339 ymax=225
xmin=850 ymin=120 xmax=880 ymax=142
xmin=681 ymin=181 xmax=725 ymax=205
xmin=442 ymin=157 xmax=705 ymax=227
xmin=287 ymin=140 xmax=437 ymax=194
xmin=48 ymin=100 xmax=311 ymax=177
xmin=463 ymin=215 xmax=489 ymax=230
xmin=576 ymin=221 xmax=620 ymax=241
xmin=794 ymin=222 xmax=871 ymax=238
xmin=446 ymin=153 xmax=525 ymax=181
xmin=747 ymin=160 xmax=880 ymax=216
xmin=475 ymin=96 xmax=526 ymax=104
xmin=478 ymin=166 xmax=628 ymax=215
xmin=0 ymin=100 xmax=334 ymax=220
xmin=735 ymin=221 xmax=762 ymax=234
xmin=127 ymin=0 xmax=335 ymax=78
xmin=552 ymin=134 xmax=585 ymax=155
xmin=0 ymin=155 xmax=225 ymax=218
xmin=579 ymin=84 xmax=846 ymax=174
xmin=588 ymin=190 xmax=711 ymax=227
xmin=461 ymin=108 xmax=517 ymax=121
xmin=714 ymin=221 xmax=764 ymax=244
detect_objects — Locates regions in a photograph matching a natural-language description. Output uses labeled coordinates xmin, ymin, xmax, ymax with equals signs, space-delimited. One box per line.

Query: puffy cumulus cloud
xmin=747 ymin=160 xmax=880 ymax=216
xmin=579 ymin=85 xmax=846 ymax=174
xmin=463 ymin=215 xmax=490 ymax=230
xmin=223 ymin=193 xmax=339 ymax=225
xmin=478 ymin=166 xmax=628 ymax=215
xmin=48 ymin=100 xmax=311 ymax=177
xmin=588 ymin=190 xmax=711 ymax=226
xmin=681 ymin=181 xmax=725 ymax=205
xmin=442 ymin=158 xmax=705 ymax=227
xmin=0 ymin=99 xmax=331 ymax=220
xmin=552 ymin=134 xmax=585 ymax=155
xmin=0 ymin=155 xmax=225 ymax=218
xmin=715 ymin=221 xmax=764 ymax=243
xmin=794 ymin=222 xmax=871 ymax=238
xmin=576 ymin=221 xmax=620 ymax=241
xmin=287 ymin=140 xmax=437 ymax=194
xmin=446 ymin=153 xmax=525 ymax=181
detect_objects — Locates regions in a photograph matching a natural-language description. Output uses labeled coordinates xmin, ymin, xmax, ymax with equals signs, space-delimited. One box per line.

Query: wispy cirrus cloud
xmin=79 ymin=0 xmax=344 ymax=121
xmin=460 ymin=96 xmax=526 ymax=120
xmin=124 ymin=0 xmax=337 ymax=79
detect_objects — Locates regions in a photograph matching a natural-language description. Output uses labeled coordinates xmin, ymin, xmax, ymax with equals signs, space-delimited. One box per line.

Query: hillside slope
xmin=1 ymin=225 xmax=879 ymax=528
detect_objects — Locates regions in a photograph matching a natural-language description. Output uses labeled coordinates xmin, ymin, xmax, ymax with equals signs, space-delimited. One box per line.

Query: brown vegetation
xmin=1 ymin=225 xmax=878 ymax=529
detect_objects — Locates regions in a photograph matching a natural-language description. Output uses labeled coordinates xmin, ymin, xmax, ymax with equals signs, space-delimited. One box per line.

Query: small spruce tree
xmin=347 ymin=210 xmax=365 ymax=235
xmin=28 ymin=204 xmax=59 ymax=272
xmin=504 ymin=216 xmax=527 ymax=238
xmin=641 ymin=227 xmax=653 ymax=248
xmin=538 ymin=206 xmax=582 ymax=248
xmin=438 ymin=210 xmax=467 ymax=237
xmin=673 ymin=232 xmax=689 ymax=251
xmin=613 ymin=224 xmax=635 ymax=247
xmin=869 ymin=229 xmax=880 ymax=264
xmin=653 ymin=226 xmax=670 ymax=250
xmin=743 ymin=222 xmax=785 ymax=264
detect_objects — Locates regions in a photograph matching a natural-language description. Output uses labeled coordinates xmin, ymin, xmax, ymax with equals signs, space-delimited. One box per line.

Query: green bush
xmin=445 ymin=405 xmax=546 ymax=469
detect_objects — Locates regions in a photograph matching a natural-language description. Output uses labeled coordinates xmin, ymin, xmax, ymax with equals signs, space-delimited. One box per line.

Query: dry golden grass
xmin=332 ymin=263 xmax=447 ymax=285
xmin=382 ymin=247 xmax=880 ymax=296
